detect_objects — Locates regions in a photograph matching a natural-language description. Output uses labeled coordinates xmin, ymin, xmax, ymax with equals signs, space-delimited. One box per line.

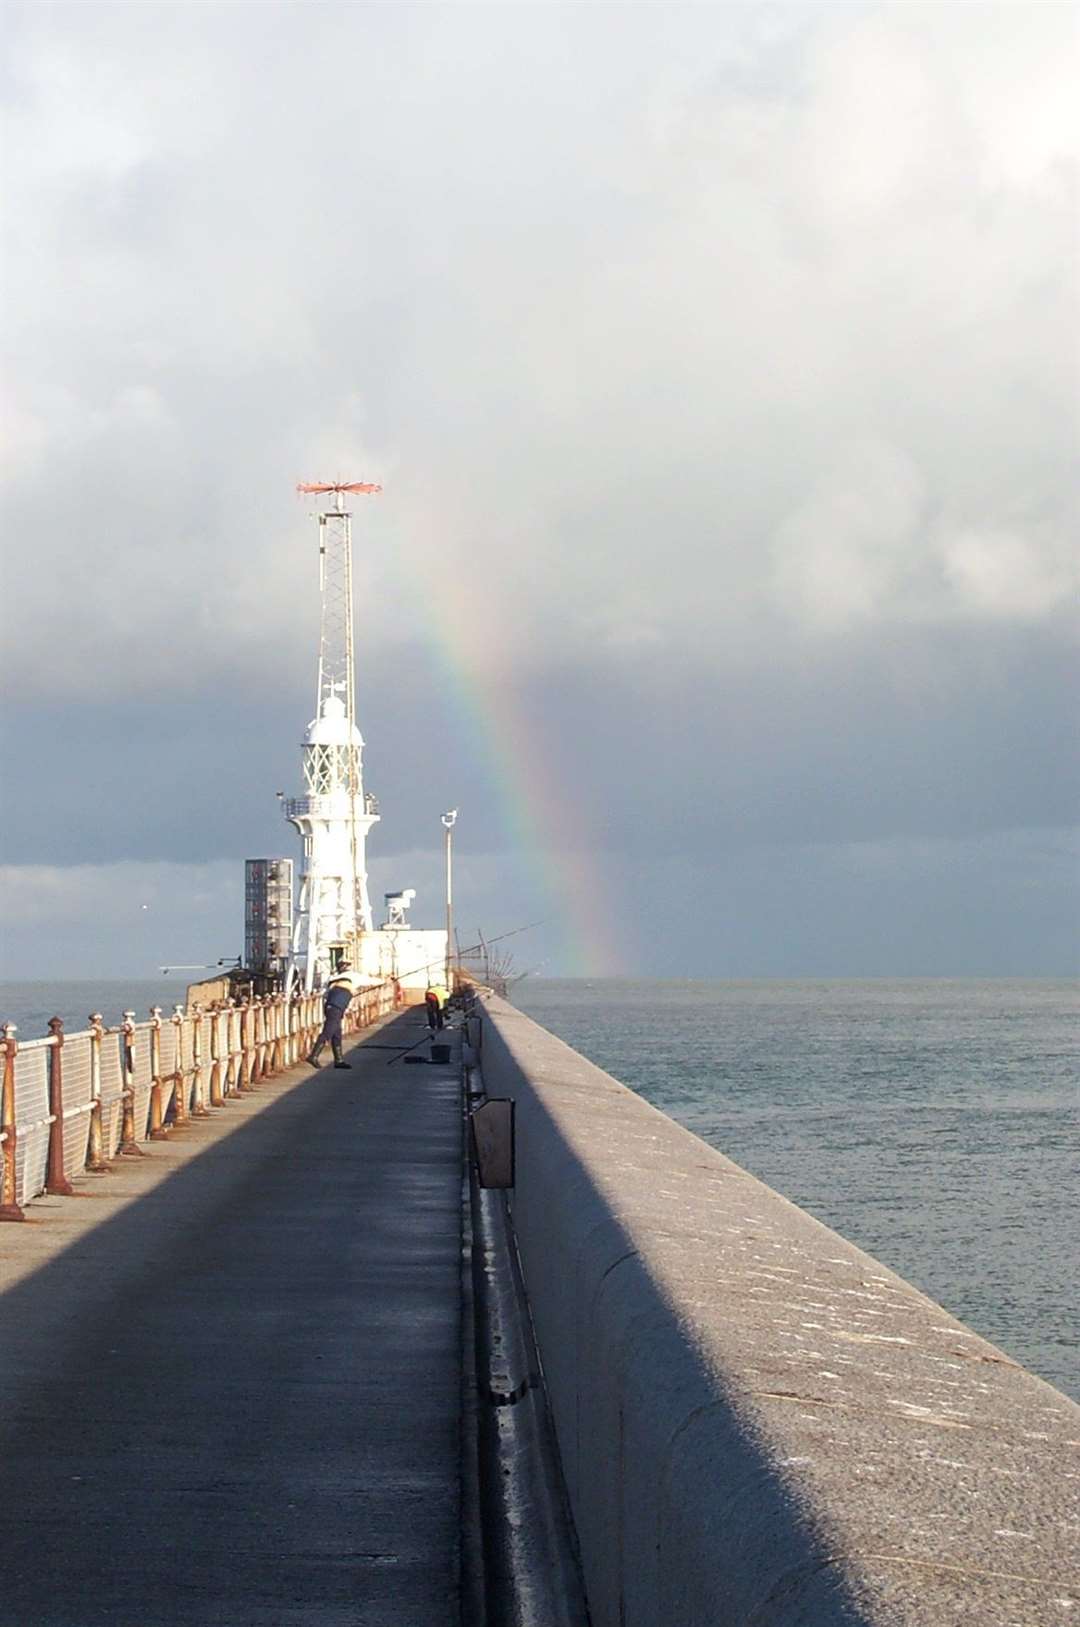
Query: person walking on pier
xmin=307 ymin=964 xmax=359 ymax=1070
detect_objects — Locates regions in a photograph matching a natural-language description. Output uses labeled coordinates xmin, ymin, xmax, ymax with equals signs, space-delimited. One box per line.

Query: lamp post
xmin=442 ymin=809 xmax=458 ymax=989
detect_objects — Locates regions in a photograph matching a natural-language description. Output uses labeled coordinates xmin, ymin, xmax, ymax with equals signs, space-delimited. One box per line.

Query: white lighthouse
xmin=285 ymin=481 xmax=382 ymax=992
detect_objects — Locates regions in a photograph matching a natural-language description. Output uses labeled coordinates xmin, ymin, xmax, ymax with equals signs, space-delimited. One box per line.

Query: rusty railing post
xmin=171 ymin=1006 xmax=188 ymax=1124
xmin=235 ymin=1001 xmax=246 ymax=1091
xmin=209 ymin=1007 xmax=225 ymax=1107
xmin=273 ymin=995 xmax=286 ymax=1073
xmin=148 ymin=1007 xmax=169 ymax=1139
xmin=0 ymin=1023 xmax=25 ymax=1221
xmin=86 ymin=1014 xmax=108 ymax=1171
xmin=238 ymin=1000 xmax=254 ymax=1092
xmin=254 ymin=998 xmax=267 ymax=1080
xmin=246 ymin=1001 xmax=259 ymax=1086
xmin=248 ymin=1001 xmax=255 ymax=1078
xmin=264 ymin=998 xmax=275 ymax=1076
xmin=190 ymin=1005 xmax=209 ymax=1116
xmin=257 ymin=998 xmax=269 ymax=1079
xmin=291 ymin=994 xmax=302 ymax=1066
xmin=222 ymin=1001 xmax=238 ymax=1096
xmin=251 ymin=998 xmax=263 ymax=1087
xmin=117 ymin=1012 xmax=143 ymax=1155
xmin=263 ymin=998 xmax=272 ymax=1076
xmin=281 ymin=994 xmax=293 ymax=1068
xmin=46 ymin=1017 xmax=75 ymax=1194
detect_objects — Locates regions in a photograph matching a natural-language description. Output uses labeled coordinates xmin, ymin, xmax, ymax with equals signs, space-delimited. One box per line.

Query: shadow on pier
xmin=0 ymin=1010 xmax=462 ymax=1627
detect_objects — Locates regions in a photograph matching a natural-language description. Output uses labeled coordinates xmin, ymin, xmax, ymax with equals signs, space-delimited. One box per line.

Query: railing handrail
xmin=0 ymin=985 xmax=395 ymax=1218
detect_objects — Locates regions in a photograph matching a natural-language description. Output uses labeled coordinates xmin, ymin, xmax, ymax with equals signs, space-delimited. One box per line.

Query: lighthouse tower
xmin=285 ymin=482 xmax=382 ymax=992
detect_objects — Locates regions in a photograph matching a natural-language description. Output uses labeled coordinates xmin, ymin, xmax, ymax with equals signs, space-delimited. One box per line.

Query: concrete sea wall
xmin=479 ymin=995 xmax=1079 ymax=1627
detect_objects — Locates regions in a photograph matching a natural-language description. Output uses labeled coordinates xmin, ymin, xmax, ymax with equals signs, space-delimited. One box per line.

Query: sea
xmin=3 ymin=976 xmax=1077 ymax=1402
xmin=1 ymin=980 xmax=201 ymax=1038
xmin=513 ymin=979 xmax=1079 ymax=1403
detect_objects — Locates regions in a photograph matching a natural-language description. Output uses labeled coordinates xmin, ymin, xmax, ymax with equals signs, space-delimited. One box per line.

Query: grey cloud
xmin=4 ymin=2 xmax=1076 ymax=693
xmin=632 ymin=826 xmax=1079 ymax=978
xmin=5 ymin=622 xmax=1071 ymax=867
xmin=2 ymin=2 xmax=1077 ymax=975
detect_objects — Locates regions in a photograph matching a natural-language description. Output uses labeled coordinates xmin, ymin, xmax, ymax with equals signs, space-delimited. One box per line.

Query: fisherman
xmin=425 ymin=982 xmax=449 ymax=1030
xmin=307 ymin=963 xmax=359 ymax=1070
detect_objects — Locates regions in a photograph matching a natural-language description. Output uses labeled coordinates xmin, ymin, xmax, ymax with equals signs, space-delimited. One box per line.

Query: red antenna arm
xmin=296 ymin=481 xmax=382 ymax=495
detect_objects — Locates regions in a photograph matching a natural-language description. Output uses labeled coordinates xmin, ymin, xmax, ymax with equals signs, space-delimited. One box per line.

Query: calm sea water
xmin=513 ymin=979 xmax=1079 ymax=1402
xmin=1 ymin=981 xmax=192 ymax=1039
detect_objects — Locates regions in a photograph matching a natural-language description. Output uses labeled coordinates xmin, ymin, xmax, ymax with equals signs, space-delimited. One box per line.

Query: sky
xmin=1 ymin=0 xmax=1077 ymax=980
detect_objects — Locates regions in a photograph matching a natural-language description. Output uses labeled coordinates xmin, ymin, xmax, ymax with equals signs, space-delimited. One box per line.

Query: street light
xmin=442 ymin=809 xmax=458 ymax=988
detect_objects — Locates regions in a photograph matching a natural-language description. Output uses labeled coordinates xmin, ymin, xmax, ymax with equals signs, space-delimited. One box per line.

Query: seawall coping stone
xmin=481 ymin=996 xmax=1079 ymax=1627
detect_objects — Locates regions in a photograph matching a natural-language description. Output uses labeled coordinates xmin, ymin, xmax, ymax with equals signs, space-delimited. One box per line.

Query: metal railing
xmin=0 ymin=984 xmax=399 ymax=1219
xmin=282 ymin=791 xmax=379 ymax=819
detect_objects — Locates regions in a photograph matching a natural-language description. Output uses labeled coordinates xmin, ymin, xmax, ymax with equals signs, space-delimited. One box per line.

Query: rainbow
xmin=420 ymin=612 xmax=624 ymax=976
xmin=377 ymin=530 xmax=622 ymax=976
xmin=313 ymin=484 xmax=625 ymax=976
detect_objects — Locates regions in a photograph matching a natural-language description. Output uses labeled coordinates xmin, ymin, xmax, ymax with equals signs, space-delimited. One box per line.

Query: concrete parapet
xmin=480 ymin=996 xmax=1079 ymax=1627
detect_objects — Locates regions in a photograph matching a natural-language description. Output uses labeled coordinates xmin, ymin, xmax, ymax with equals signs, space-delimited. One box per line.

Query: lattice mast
xmin=314 ymin=488 xmax=356 ymax=737
xmin=285 ymin=481 xmax=382 ymax=992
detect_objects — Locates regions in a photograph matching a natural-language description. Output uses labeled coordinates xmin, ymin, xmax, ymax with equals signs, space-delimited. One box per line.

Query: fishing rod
xmin=160 ymin=957 xmax=242 ymax=975
xmin=359 ymin=920 xmax=546 ymax=998
xmin=356 ymin=920 xmax=546 ymax=1064
xmin=506 ymin=961 xmax=546 ymax=986
xmin=384 ymin=1030 xmax=447 ymax=1066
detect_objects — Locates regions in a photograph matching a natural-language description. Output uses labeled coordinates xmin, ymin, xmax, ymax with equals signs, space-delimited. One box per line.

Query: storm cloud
xmin=2 ymin=2 xmax=1077 ymax=976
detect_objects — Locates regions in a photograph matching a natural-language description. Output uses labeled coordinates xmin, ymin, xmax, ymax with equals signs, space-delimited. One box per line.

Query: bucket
xmin=429 ymin=1043 xmax=451 ymax=1065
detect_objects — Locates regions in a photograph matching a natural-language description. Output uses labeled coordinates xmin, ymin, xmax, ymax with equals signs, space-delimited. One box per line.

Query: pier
xmin=1 ymin=989 xmax=1077 ymax=1625
xmin=0 ymin=999 xmax=462 ymax=1625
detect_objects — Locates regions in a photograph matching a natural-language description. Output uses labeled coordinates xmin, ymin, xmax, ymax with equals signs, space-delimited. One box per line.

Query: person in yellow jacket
xmin=307 ymin=965 xmax=359 ymax=1069
xmin=424 ymin=982 xmax=449 ymax=1031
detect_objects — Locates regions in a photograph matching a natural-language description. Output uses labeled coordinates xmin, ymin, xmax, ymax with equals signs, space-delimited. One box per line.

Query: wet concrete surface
xmin=0 ymin=1010 xmax=462 ymax=1625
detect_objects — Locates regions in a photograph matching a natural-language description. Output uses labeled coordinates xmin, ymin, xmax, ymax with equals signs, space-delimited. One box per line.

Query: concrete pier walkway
xmin=0 ymin=1010 xmax=462 ymax=1626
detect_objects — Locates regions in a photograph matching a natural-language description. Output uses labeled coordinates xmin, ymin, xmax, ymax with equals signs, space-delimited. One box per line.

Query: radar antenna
xmin=296 ymin=481 xmax=383 ymax=497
